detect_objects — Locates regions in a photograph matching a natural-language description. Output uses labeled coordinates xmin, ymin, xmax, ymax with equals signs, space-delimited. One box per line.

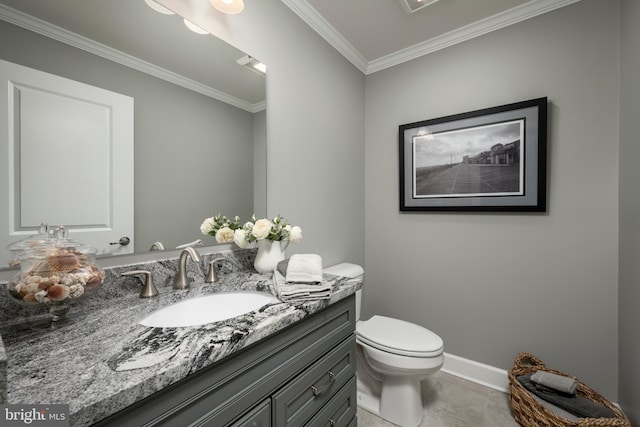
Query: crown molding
xmin=0 ymin=4 xmax=262 ymax=113
xmin=283 ymin=0 xmax=584 ymax=75
xmin=280 ymin=0 xmax=369 ymax=74
xmin=367 ymin=0 xmax=584 ymax=73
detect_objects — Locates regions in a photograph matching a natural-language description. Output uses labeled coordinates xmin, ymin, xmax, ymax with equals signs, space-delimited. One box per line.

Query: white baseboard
xmin=441 ymin=353 xmax=625 ymax=409
xmin=441 ymin=352 xmax=511 ymax=393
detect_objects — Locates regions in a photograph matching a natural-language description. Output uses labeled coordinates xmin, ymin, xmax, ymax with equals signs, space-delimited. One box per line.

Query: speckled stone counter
xmin=0 ymin=248 xmax=361 ymax=426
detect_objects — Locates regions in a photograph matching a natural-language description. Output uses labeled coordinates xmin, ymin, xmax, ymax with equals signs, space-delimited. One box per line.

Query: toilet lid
xmin=357 ymin=315 xmax=443 ymax=357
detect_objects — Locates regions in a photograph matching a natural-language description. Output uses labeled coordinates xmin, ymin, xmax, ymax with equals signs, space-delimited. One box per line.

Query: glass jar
xmin=5 ymin=223 xmax=52 ymax=268
xmin=7 ymin=237 xmax=105 ymax=322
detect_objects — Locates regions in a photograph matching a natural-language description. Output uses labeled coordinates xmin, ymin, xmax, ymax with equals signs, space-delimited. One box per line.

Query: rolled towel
xmin=273 ymin=270 xmax=332 ymax=302
xmin=531 ymin=371 xmax=578 ymax=395
xmin=286 ymin=254 xmax=323 ymax=284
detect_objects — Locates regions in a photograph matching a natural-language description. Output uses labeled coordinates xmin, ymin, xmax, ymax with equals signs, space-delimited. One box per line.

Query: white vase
xmin=254 ymin=239 xmax=286 ymax=274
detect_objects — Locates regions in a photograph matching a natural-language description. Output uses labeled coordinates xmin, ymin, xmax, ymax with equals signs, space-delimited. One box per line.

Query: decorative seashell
xmin=23 ymin=293 xmax=38 ymax=303
xmin=60 ymin=274 xmax=78 ymax=286
xmin=76 ymin=252 xmax=88 ymax=266
xmin=13 ymin=282 xmax=25 ymax=294
xmin=85 ymin=274 xmax=103 ymax=291
xmin=24 ymin=281 xmax=40 ymax=295
xmin=47 ymin=284 xmax=70 ymax=301
xmin=48 ymin=252 xmax=80 ymax=272
xmin=50 ymin=275 xmax=60 ymax=284
xmin=68 ymin=284 xmax=84 ymax=298
xmin=29 ymin=261 xmax=50 ymax=276
xmin=38 ymin=280 xmax=53 ymax=290
xmin=26 ymin=275 xmax=42 ymax=283
xmin=34 ymin=290 xmax=47 ymax=303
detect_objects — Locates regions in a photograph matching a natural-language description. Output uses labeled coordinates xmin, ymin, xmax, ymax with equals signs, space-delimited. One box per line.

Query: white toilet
xmin=324 ymin=263 xmax=444 ymax=427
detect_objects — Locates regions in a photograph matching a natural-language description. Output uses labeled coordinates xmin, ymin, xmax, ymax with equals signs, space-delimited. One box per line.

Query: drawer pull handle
xmin=310 ymin=371 xmax=335 ymax=396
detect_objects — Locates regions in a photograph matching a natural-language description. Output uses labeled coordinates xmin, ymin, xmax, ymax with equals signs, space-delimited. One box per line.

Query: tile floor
xmin=356 ymin=371 xmax=521 ymax=426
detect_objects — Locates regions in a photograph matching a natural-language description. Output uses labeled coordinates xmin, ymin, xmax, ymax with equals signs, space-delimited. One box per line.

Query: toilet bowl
xmin=323 ymin=263 xmax=444 ymax=427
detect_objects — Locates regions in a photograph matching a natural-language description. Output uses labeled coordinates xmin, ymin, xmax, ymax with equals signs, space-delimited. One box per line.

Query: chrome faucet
xmin=122 ymin=270 xmax=159 ymax=298
xmin=149 ymin=241 xmax=165 ymax=251
xmin=174 ymin=246 xmax=202 ymax=289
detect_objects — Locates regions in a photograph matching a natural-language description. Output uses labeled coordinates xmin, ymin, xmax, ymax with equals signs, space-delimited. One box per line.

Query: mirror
xmin=0 ymin=0 xmax=266 ymax=268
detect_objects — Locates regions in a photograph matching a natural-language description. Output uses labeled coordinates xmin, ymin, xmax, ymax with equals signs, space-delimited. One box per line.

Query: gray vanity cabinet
xmin=93 ymin=296 xmax=357 ymax=427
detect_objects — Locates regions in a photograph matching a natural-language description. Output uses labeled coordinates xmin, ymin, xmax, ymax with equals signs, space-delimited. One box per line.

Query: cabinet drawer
xmin=305 ymin=376 xmax=356 ymax=427
xmin=273 ymin=336 xmax=356 ymax=427
xmin=228 ymin=399 xmax=270 ymax=427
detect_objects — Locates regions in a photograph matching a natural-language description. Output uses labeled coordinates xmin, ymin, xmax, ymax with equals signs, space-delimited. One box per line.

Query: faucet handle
xmin=122 ymin=270 xmax=159 ymax=298
xmin=205 ymin=258 xmax=225 ymax=283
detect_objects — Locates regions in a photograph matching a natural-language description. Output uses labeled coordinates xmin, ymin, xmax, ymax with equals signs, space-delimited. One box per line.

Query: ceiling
xmin=0 ymin=0 xmax=583 ymax=108
xmin=0 ymin=0 xmax=266 ymax=112
xmin=282 ymin=0 xmax=584 ymax=74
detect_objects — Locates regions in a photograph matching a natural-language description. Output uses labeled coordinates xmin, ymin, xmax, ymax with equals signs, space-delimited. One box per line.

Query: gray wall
xmin=253 ymin=109 xmax=267 ymax=219
xmin=7 ymin=0 xmax=635 ymax=414
xmin=364 ymin=0 xmax=620 ymax=400
xmin=198 ymin=0 xmax=366 ymax=267
xmin=618 ymin=0 xmax=640 ymax=421
xmin=0 ymin=20 xmax=256 ymax=251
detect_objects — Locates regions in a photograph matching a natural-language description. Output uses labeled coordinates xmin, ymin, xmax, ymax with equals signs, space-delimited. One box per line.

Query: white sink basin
xmin=140 ymin=292 xmax=280 ymax=327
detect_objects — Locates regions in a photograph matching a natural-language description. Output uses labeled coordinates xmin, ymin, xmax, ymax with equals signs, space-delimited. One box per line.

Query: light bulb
xmin=210 ymin=0 xmax=244 ymax=14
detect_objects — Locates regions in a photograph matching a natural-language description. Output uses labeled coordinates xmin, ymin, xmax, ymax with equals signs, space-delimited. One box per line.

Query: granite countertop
xmin=0 ymin=248 xmax=360 ymax=426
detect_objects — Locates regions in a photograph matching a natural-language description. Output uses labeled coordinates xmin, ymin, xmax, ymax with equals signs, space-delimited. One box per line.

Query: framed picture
xmin=399 ymin=97 xmax=547 ymax=212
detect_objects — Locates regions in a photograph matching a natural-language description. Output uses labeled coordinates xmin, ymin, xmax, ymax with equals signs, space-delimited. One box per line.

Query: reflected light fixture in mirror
xmin=210 ymin=0 xmax=244 ymax=15
xmin=183 ymin=19 xmax=209 ymax=34
xmin=237 ymin=55 xmax=266 ymax=75
xmin=144 ymin=0 xmax=209 ymax=34
xmin=144 ymin=0 xmax=174 ymax=15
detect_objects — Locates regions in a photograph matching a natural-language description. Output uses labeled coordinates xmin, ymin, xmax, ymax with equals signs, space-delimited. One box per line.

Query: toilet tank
xmin=323 ymin=263 xmax=364 ymax=320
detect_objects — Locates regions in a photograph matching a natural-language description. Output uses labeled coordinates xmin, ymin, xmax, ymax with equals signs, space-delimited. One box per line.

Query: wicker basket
xmin=508 ymin=352 xmax=630 ymax=427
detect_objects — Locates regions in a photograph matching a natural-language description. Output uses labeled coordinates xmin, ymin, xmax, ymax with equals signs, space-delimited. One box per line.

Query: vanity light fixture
xmin=144 ymin=0 xmax=174 ymax=15
xmin=183 ymin=19 xmax=209 ymax=34
xmin=236 ymin=55 xmax=266 ymax=74
xmin=210 ymin=0 xmax=245 ymax=15
xmin=398 ymin=0 xmax=439 ymax=15
xmin=144 ymin=0 xmax=208 ymax=35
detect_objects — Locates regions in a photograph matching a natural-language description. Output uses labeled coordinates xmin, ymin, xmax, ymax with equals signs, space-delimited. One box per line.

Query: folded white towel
xmin=273 ymin=270 xmax=332 ymax=302
xmin=286 ymin=254 xmax=323 ymax=284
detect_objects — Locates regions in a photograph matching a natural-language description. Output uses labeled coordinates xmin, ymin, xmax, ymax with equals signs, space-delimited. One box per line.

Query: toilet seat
xmin=357 ymin=315 xmax=443 ymax=357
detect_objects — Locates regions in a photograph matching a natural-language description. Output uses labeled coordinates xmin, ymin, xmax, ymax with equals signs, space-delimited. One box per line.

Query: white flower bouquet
xmin=199 ymin=214 xmax=241 ymax=244
xmin=200 ymin=214 xmax=302 ymax=248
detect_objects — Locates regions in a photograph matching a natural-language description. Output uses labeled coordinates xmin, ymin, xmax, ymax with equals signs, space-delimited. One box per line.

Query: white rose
xmin=215 ymin=226 xmax=235 ymax=243
xmin=200 ymin=217 xmax=216 ymax=235
xmin=233 ymin=229 xmax=250 ymax=248
xmin=289 ymin=226 xmax=303 ymax=243
xmin=251 ymin=219 xmax=273 ymax=240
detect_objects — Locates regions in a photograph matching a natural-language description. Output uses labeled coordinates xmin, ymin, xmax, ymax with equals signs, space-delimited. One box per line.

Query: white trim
xmin=0 ymin=4 xmax=263 ymax=113
xmin=442 ymin=352 xmax=624 ymax=409
xmin=367 ymin=0 xmax=584 ymax=74
xmin=441 ymin=352 xmax=511 ymax=393
xmin=280 ymin=0 xmax=369 ymax=74
xmin=284 ymin=0 xmax=584 ymax=75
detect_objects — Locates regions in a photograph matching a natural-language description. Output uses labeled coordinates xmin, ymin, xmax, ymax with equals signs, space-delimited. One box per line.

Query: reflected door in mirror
xmin=0 ymin=59 xmax=134 ymax=262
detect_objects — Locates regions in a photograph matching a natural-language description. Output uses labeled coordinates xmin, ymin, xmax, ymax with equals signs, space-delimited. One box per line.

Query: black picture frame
xmin=399 ymin=97 xmax=547 ymax=212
